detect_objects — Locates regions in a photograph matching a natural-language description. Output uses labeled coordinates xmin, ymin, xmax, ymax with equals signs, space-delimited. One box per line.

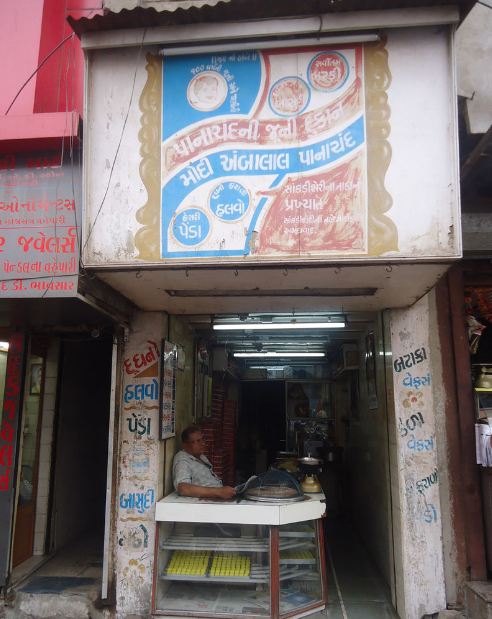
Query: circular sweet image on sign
xmin=187 ymin=71 xmax=228 ymax=112
xmin=209 ymin=182 xmax=251 ymax=222
xmin=268 ymin=77 xmax=310 ymax=117
xmin=172 ymin=209 xmax=211 ymax=246
xmin=308 ymin=52 xmax=349 ymax=92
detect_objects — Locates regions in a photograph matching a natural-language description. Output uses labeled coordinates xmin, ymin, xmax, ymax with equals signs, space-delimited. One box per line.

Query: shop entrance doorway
xmin=237 ymin=381 xmax=286 ymax=480
xmin=189 ymin=309 xmax=396 ymax=612
xmin=20 ymin=336 xmax=112 ymax=579
xmin=50 ymin=338 xmax=113 ymax=557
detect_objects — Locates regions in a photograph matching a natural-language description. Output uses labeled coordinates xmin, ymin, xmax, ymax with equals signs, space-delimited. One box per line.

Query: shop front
xmin=154 ymin=481 xmax=327 ymax=619
xmin=70 ymin=4 xmax=477 ymax=619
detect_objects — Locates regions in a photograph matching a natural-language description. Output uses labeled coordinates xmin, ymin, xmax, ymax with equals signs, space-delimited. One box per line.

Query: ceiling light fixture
xmin=234 ymin=352 xmax=325 ymax=358
xmin=0 ymin=342 xmax=9 ymax=352
xmin=214 ymin=321 xmax=344 ymax=331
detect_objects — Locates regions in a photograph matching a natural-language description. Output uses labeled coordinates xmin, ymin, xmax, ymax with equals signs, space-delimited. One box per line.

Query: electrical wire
xmin=5 ymin=33 xmax=75 ymax=116
xmin=82 ymin=29 xmax=147 ymax=257
xmin=40 ymin=34 xmax=78 ymax=299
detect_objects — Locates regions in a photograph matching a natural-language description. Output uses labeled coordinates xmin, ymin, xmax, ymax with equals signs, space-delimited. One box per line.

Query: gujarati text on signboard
xmin=160 ymin=46 xmax=366 ymax=260
xmin=0 ymin=150 xmax=81 ymax=297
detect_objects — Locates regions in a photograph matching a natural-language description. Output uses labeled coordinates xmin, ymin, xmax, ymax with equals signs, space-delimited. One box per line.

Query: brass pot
xmin=475 ymin=367 xmax=492 ymax=390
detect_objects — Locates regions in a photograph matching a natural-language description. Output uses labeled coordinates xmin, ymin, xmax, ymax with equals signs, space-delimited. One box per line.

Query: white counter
xmin=155 ymin=491 xmax=326 ymax=526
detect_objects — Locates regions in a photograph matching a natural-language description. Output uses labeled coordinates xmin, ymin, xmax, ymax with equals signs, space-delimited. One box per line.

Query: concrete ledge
xmin=2 ymin=590 xmax=112 ymax=619
xmin=465 ymin=581 xmax=492 ymax=619
xmin=0 ymin=112 xmax=81 ymax=153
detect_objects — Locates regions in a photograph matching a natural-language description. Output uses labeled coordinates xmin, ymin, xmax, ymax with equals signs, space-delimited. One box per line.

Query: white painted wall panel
xmin=390 ymin=295 xmax=446 ymax=619
xmin=83 ymin=25 xmax=460 ymax=267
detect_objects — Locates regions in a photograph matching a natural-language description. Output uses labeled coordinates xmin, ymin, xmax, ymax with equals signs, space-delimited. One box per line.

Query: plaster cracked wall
xmin=114 ymin=312 xmax=197 ymax=616
xmin=390 ymin=295 xmax=446 ymax=619
xmin=115 ymin=312 xmax=165 ymax=618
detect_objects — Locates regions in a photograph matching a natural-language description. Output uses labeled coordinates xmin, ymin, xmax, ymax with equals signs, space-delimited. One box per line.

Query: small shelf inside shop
xmin=160 ymin=534 xmax=269 ymax=553
xmin=160 ymin=558 xmax=318 ymax=584
xmin=161 ymin=561 xmax=270 ymax=584
xmin=279 ymin=525 xmax=315 ymax=538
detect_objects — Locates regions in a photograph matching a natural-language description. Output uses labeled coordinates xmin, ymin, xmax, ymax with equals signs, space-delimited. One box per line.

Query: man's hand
xmin=213 ymin=486 xmax=237 ymax=499
xmin=178 ymin=483 xmax=237 ymax=499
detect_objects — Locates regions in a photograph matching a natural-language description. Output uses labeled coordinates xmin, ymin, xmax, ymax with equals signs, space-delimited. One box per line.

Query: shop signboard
xmin=0 ymin=331 xmax=28 ymax=585
xmin=0 ymin=150 xmax=81 ymax=297
xmin=158 ymin=46 xmax=368 ymax=260
xmin=84 ymin=27 xmax=460 ymax=267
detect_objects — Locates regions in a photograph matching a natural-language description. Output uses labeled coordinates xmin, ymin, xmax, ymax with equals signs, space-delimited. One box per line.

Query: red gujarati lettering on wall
xmin=256 ymin=152 xmax=365 ymax=255
xmin=124 ymin=341 xmax=161 ymax=375
xmin=0 ymin=333 xmax=24 ymax=491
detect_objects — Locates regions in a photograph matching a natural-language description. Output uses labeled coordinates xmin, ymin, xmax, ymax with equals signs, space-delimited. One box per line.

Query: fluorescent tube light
xmin=234 ymin=352 xmax=325 ymax=358
xmin=0 ymin=342 xmax=9 ymax=352
xmin=214 ymin=322 xmax=344 ymax=331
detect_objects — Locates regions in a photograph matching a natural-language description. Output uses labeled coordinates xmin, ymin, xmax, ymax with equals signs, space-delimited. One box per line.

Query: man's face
xmin=196 ymin=80 xmax=217 ymax=103
xmin=183 ymin=431 xmax=207 ymax=458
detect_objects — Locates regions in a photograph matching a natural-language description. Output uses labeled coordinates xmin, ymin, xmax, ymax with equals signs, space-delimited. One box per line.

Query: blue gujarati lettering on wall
xmin=124 ymin=379 xmax=158 ymax=404
xmin=119 ymin=489 xmax=155 ymax=513
xmin=162 ymin=117 xmax=364 ymax=257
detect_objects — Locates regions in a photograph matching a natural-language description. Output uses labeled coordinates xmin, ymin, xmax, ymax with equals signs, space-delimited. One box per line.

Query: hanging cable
xmin=5 ymin=33 xmax=75 ymax=115
xmin=82 ymin=29 xmax=147 ymax=256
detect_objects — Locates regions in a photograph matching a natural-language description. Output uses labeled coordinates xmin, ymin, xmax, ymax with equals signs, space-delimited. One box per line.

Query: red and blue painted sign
xmin=161 ymin=46 xmax=366 ymax=260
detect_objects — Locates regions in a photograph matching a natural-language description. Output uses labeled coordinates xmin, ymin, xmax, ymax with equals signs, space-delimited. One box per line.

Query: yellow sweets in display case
xmin=279 ymin=550 xmax=314 ymax=560
xmin=210 ymin=552 xmax=251 ymax=577
xmin=166 ymin=550 xmax=211 ymax=576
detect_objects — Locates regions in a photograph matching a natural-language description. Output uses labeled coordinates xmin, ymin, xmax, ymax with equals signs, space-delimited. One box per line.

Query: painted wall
xmin=389 ymin=294 xmax=446 ymax=619
xmin=116 ymin=312 xmax=164 ymax=616
xmin=83 ymin=25 xmax=460 ymax=267
xmin=115 ymin=311 xmax=199 ymax=616
xmin=0 ymin=0 xmax=98 ymax=119
xmin=0 ymin=0 xmax=44 ymax=116
xmin=457 ymin=2 xmax=492 ymax=134
xmin=33 ymin=339 xmax=60 ymax=556
xmin=344 ymin=317 xmax=394 ymax=592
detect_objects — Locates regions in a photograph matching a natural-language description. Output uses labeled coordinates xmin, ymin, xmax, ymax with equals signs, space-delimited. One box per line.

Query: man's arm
xmin=178 ymin=483 xmax=236 ymax=499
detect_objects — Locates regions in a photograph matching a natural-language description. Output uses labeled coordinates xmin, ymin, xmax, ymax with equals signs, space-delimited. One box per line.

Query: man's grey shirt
xmin=173 ymin=450 xmax=222 ymax=491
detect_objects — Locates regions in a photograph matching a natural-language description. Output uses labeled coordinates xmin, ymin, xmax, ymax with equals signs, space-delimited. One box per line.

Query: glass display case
xmin=285 ymin=381 xmax=335 ymax=455
xmin=153 ymin=493 xmax=327 ymax=619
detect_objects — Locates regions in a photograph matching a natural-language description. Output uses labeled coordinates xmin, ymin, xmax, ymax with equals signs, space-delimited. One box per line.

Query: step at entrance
xmin=465 ymin=581 xmax=492 ymax=619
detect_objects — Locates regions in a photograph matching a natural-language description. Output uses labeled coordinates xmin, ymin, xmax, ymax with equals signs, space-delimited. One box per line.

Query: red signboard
xmin=0 ymin=331 xmax=28 ymax=585
xmin=0 ymin=150 xmax=81 ymax=297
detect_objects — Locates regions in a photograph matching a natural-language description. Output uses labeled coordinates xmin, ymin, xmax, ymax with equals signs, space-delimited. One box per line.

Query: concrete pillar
xmin=390 ymin=294 xmax=446 ymax=619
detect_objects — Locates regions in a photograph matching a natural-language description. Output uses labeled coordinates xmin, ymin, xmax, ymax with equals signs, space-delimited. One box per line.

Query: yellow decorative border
xmin=136 ymin=43 xmax=397 ymax=261
xmin=364 ymin=37 xmax=398 ymax=255
xmin=135 ymin=53 xmax=161 ymax=261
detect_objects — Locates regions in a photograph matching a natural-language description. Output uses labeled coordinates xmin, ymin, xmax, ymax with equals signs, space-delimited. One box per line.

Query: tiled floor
xmin=12 ymin=521 xmax=400 ymax=619
xmin=11 ymin=527 xmax=103 ymax=592
xmin=318 ymin=520 xmax=400 ymax=619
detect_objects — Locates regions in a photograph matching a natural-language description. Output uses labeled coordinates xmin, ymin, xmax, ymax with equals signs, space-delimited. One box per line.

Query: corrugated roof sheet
xmin=68 ymin=0 xmax=476 ymax=35
xmin=104 ymin=0 xmax=232 ymax=11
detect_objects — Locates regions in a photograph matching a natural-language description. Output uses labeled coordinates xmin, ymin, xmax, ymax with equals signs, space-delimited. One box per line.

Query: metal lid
xmin=298 ymin=456 xmax=323 ymax=465
xmin=244 ymin=467 xmax=304 ymax=503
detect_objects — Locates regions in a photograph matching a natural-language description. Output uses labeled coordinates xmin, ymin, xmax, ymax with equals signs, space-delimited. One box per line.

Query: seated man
xmin=173 ymin=425 xmax=237 ymax=499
